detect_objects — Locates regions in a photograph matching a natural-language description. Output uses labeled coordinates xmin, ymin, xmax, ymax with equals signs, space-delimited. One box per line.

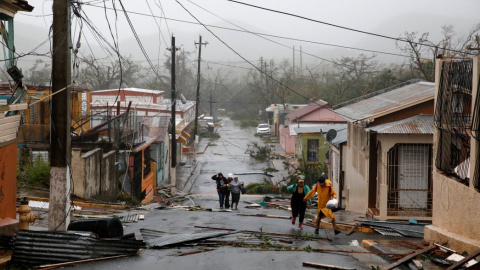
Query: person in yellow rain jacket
xmin=304 ymin=174 xmax=341 ymax=235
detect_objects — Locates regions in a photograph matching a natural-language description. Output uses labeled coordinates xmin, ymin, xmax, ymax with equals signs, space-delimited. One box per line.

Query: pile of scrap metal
xmin=361 ymin=220 xmax=426 ymax=238
xmin=1 ymin=218 xmax=145 ymax=268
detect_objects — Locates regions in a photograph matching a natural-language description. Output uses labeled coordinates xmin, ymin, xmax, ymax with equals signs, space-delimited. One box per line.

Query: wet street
xmin=64 ymin=117 xmax=424 ymax=270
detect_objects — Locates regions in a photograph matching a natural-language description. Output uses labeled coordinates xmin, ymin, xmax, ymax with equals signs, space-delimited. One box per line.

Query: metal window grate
xmin=434 ymin=59 xmax=473 ymax=183
xmin=387 ymin=143 xmax=433 ymax=216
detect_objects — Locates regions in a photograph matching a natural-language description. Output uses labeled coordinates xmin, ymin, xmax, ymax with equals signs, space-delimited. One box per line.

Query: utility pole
xmin=50 ymin=0 xmax=72 ymax=230
xmin=292 ymin=46 xmax=295 ymax=77
xmin=193 ymin=35 xmax=208 ymax=157
xmin=300 ymin=46 xmax=303 ymax=77
xmin=169 ymin=36 xmax=180 ymax=169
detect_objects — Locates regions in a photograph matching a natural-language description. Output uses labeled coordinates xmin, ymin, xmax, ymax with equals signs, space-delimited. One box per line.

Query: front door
xmin=398 ymin=145 xmax=429 ymax=209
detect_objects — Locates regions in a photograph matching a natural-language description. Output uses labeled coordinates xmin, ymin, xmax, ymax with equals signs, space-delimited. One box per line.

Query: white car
xmin=256 ymin=123 xmax=270 ymax=135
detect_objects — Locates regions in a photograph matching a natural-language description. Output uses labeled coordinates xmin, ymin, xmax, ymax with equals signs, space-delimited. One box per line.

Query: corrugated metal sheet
xmin=140 ymin=229 xmax=236 ymax=248
xmin=10 ymin=230 xmax=144 ymax=266
xmin=335 ymin=81 xmax=435 ymax=121
xmin=362 ymin=221 xmax=425 ymax=238
xmin=373 ymin=228 xmax=403 ymax=237
xmin=366 ymin=115 xmax=434 ymax=134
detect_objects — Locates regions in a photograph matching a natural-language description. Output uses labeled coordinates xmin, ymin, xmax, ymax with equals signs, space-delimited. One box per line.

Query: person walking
xmin=230 ymin=176 xmax=244 ymax=210
xmin=212 ymin=173 xmax=227 ymax=209
xmin=287 ymin=175 xmax=310 ymax=230
xmin=304 ymin=174 xmax=341 ymax=235
xmin=223 ymin=173 xmax=234 ymax=209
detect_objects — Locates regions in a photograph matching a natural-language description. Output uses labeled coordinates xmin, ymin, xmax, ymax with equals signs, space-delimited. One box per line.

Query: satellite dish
xmin=326 ymin=129 xmax=337 ymax=142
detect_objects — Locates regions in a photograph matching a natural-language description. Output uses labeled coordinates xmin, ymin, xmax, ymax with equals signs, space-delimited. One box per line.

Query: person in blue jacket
xmin=286 ymin=175 xmax=311 ymax=229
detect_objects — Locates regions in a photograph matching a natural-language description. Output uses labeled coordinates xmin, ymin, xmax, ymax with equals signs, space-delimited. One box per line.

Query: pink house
xmin=279 ymin=100 xmax=346 ymax=154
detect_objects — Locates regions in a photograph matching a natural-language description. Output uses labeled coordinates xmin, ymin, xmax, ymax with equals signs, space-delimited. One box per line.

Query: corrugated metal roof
xmin=331 ymin=128 xmax=348 ymax=147
xmin=286 ymin=100 xmax=330 ymax=120
xmin=335 ymin=81 xmax=435 ymax=121
xmin=140 ymin=229 xmax=236 ymax=248
xmin=366 ymin=115 xmax=434 ymax=134
xmin=10 ymin=230 xmax=144 ymax=266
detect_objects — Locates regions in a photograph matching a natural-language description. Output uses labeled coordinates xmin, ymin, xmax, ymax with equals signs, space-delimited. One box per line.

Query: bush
xmin=18 ymin=157 xmax=50 ymax=188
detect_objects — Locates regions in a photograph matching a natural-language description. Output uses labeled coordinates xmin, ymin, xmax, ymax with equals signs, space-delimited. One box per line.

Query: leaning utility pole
xmin=193 ymin=35 xmax=208 ymax=148
xmin=49 ymin=0 xmax=72 ymax=230
xmin=169 ymin=36 xmax=180 ymax=168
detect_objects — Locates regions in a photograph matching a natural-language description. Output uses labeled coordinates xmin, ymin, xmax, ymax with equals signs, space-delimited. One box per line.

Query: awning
xmin=177 ymin=135 xmax=187 ymax=144
xmin=181 ymin=130 xmax=191 ymax=139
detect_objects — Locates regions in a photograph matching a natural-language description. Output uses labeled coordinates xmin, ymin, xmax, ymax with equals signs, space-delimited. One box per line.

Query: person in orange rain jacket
xmin=304 ymin=174 xmax=341 ymax=235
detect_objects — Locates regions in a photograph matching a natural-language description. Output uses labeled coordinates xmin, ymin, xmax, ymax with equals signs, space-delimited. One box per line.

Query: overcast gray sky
xmin=14 ymin=0 xmax=480 ymax=75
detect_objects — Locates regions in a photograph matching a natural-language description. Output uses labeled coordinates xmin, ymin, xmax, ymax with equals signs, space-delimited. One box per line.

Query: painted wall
xmin=279 ymin=124 xmax=295 ymax=154
xmin=344 ymin=124 xmax=369 ymax=214
xmin=0 ymin=142 xmax=17 ymax=219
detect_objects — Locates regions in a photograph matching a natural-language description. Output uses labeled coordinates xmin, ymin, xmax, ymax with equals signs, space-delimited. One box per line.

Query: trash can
xmin=67 ymin=217 xmax=123 ymax=238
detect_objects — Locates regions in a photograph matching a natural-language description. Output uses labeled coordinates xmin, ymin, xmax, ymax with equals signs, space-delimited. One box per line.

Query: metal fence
xmin=434 ymin=59 xmax=473 ymax=185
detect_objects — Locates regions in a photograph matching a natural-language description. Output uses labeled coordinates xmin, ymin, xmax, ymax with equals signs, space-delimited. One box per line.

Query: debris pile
xmin=5 ymin=230 xmax=144 ymax=268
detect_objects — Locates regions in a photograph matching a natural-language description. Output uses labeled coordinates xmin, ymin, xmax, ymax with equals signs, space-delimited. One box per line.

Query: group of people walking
xmin=287 ymin=174 xmax=341 ymax=235
xmin=212 ymin=172 xmax=244 ymax=210
xmin=212 ymin=171 xmax=340 ymax=236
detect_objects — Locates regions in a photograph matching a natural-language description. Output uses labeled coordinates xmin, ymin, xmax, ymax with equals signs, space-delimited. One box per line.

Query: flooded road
xmin=188 ymin=117 xmax=275 ymax=194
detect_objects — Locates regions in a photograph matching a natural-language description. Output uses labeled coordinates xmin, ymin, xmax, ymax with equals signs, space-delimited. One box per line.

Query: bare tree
xmin=24 ymin=59 xmax=51 ymax=86
xmin=397 ymin=24 xmax=480 ymax=82
xmin=76 ymin=55 xmax=143 ymax=90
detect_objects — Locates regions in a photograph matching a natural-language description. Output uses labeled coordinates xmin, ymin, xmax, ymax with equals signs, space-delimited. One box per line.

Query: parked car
xmin=204 ymin=116 xmax=214 ymax=132
xmin=256 ymin=123 xmax=270 ymax=135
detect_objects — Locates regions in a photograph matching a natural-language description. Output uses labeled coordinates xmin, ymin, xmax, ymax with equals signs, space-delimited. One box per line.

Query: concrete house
xmin=335 ymin=80 xmax=435 ymax=220
xmin=424 ymin=56 xmax=480 ymax=253
xmin=280 ymin=100 xmax=346 ymax=155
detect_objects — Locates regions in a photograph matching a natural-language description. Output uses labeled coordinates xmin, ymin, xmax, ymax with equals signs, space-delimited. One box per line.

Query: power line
xmin=79 ymin=2 xmax=410 ymax=59
xmin=226 ymin=0 xmax=474 ymax=56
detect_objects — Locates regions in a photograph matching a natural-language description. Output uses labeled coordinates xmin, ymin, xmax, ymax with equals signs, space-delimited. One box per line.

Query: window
xmin=434 ymin=59 xmax=472 ymax=186
xmin=307 ymin=139 xmax=319 ymax=162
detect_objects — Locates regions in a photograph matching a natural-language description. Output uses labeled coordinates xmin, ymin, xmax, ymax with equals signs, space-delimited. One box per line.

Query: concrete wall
xmin=344 ymin=125 xmax=369 ymax=214
xmin=73 ymin=148 xmax=119 ymax=201
xmin=424 ymin=172 xmax=480 ymax=253
xmin=72 ymin=149 xmax=86 ymax=198
xmin=424 ymin=56 xmax=480 ymax=253
xmin=82 ymin=148 xmax=102 ymax=198
xmin=101 ymin=150 xmax=118 ymax=200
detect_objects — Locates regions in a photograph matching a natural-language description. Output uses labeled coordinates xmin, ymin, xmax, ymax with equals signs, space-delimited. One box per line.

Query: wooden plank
xmin=0 ymin=126 xmax=18 ymax=137
xmin=447 ymin=248 xmax=480 ymax=270
xmin=0 ymin=115 xmax=20 ymax=125
xmin=381 ymin=245 xmax=437 ymax=270
xmin=8 ymin=103 xmax=28 ymax=111
xmin=346 ymin=222 xmax=360 ymax=236
xmin=401 ymin=240 xmax=428 ymax=249
xmin=302 ymin=262 xmax=355 ymax=270
xmin=17 ymin=196 xmax=129 ymax=210
xmin=0 ymin=133 xmax=16 ymax=143
xmin=37 ymin=254 xmax=131 ymax=269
